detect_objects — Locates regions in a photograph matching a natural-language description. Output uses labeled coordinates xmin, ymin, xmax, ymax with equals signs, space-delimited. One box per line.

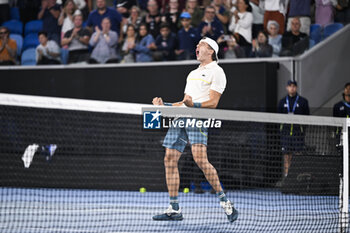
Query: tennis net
xmin=0 ymin=93 xmax=348 ymax=233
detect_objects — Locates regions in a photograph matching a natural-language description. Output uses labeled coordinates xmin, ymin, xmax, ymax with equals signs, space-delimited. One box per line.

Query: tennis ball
xmin=183 ymin=188 xmax=189 ymax=193
xmin=139 ymin=187 xmax=146 ymax=193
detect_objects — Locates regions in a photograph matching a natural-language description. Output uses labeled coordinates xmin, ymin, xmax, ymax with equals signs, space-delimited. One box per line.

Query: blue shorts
xmin=280 ymin=132 xmax=305 ymax=154
xmin=162 ymin=118 xmax=208 ymax=153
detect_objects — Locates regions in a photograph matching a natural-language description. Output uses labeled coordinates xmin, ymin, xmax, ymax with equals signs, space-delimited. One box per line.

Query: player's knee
xmin=164 ymin=152 xmax=179 ymax=167
xmin=191 ymin=144 xmax=206 ymax=154
xmin=193 ymin=156 xmax=209 ymax=170
xmin=164 ymin=154 xmax=171 ymax=166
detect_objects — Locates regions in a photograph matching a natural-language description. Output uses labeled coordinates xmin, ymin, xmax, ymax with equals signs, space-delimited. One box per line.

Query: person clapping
xmin=89 ymin=18 xmax=119 ymax=64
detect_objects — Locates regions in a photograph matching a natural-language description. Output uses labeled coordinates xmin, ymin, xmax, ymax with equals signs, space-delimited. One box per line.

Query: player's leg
xmin=153 ymin=148 xmax=184 ymax=221
xmin=164 ymin=148 xmax=182 ymax=202
xmin=153 ymin=126 xmax=187 ymax=221
xmin=191 ymin=144 xmax=222 ymax=192
xmin=191 ymin=144 xmax=238 ymax=222
xmin=284 ymin=154 xmax=292 ymax=177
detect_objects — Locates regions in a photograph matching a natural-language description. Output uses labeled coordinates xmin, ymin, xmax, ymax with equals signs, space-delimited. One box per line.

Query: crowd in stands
xmin=0 ymin=0 xmax=349 ymax=65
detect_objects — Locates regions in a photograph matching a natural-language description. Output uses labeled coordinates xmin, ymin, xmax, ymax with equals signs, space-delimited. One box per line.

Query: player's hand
xmin=152 ymin=97 xmax=164 ymax=105
xmin=183 ymin=95 xmax=194 ymax=107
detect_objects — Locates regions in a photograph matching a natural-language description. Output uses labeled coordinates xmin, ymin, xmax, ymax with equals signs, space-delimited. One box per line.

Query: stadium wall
xmin=0 ymin=61 xmax=278 ymax=111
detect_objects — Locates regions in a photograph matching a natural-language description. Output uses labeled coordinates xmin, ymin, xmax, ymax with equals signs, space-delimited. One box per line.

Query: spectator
xmin=58 ymin=0 xmax=77 ymax=40
xmin=335 ymin=0 xmax=350 ymax=25
xmin=155 ymin=0 xmax=187 ymax=15
xmin=38 ymin=0 xmax=61 ymax=44
xmin=162 ymin=0 xmax=181 ymax=33
xmin=87 ymin=0 xmax=122 ymax=34
xmin=287 ymin=0 xmax=311 ymax=35
xmin=250 ymin=0 xmax=265 ymax=39
xmin=184 ymin=0 xmax=203 ymax=27
xmin=156 ymin=0 xmax=167 ymax=14
xmin=211 ymin=0 xmax=230 ymax=27
xmin=217 ymin=34 xmax=245 ymax=58
xmin=280 ymin=17 xmax=308 ymax=56
xmin=202 ymin=0 xmax=212 ymax=8
xmin=315 ymin=0 xmax=338 ymax=27
xmin=120 ymin=24 xmax=137 ymax=63
xmin=36 ymin=31 xmax=61 ymax=65
xmin=57 ymin=0 xmax=89 ymax=20
xmin=18 ymin=0 xmax=42 ymax=24
xmin=138 ymin=0 xmax=149 ymax=11
xmin=120 ymin=6 xmax=142 ymax=42
xmin=113 ymin=0 xmax=137 ymax=18
xmin=133 ymin=23 xmax=155 ymax=62
xmin=62 ymin=13 xmax=91 ymax=64
xmin=277 ymin=80 xmax=309 ymax=185
xmin=142 ymin=0 xmax=161 ymax=39
xmin=262 ymin=0 xmax=287 ymax=35
xmin=250 ymin=31 xmax=273 ymax=57
xmin=230 ymin=0 xmax=237 ymax=13
xmin=198 ymin=6 xmax=225 ymax=41
xmin=176 ymin=12 xmax=200 ymax=60
xmin=152 ymin=23 xmax=177 ymax=61
xmin=0 ymin=26 xmax=17 ymax=65
xmin=334 ymin=82 xmax=350 ymax=118
xmin=75 ymin=0 xmax=89 ymax=19
xmin=89 ymin=17 xmax=119 ymax=64
xmin=0 ymin=0 xmax=10 ymax=25
xmin=228 ymin=0 xmax=253 ymax=54
xmin=267 ymin=20 xmax=282 ymax=57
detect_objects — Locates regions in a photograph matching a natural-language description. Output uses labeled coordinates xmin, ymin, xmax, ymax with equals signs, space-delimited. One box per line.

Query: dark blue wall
xmin=0 ymin=62 xmax=278 ymax=111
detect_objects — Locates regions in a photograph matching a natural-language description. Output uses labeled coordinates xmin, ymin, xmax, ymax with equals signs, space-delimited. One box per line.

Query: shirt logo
xmin=340 ymin=106 xmax=344 ymax=111
xmin=143 ymin=110 xmax=161 ymax=129
xmin=202 ymin=74 xmax=206 ymax=77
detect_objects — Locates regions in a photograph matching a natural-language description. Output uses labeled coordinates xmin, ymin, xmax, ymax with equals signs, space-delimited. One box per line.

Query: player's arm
xmin=183 ymin=90 xmax=222 ymax=109
xmin=152 ymin=97 xmax=183 ymax=106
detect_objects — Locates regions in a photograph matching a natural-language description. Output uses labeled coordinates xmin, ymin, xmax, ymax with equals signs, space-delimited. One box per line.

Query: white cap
xmin=199 ymin=37 xmax=219 ymax=62
xmin=73 ymin=9 xmax=82 ymax=17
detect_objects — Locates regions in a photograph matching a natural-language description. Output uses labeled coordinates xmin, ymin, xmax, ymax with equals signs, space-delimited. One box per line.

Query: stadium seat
xmin=10 ymin=7 xmax=20 ymax=21
xmin=22 ymin=33 xmax=39 ymax=51
xmin=310 ymin=24 xmax=322 ymax=44
xmin=309 ymin=39 xmax=316 ymax=49
xmin=24 ymin=20 xmax=43 ymax=36
xmin=10 ymin=34 xmax=23 ymax=56
xmin=61 ymin=48 xmax=69 ymax=64
xmin=2 ymin=20 xmax=23 ymax=35
xmin=21 ymin=48 xmax=36 ymax=66
xmin=323 ymin=23 xmax=344 ymax=39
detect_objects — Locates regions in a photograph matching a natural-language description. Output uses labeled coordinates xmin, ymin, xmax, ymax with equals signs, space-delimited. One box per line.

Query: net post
xmin=340 ymin=118 xmax=350 ymax=233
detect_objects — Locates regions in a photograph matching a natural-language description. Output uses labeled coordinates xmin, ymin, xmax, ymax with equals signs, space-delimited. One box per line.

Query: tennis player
xmin=152 ymin=37 xmax=238 ymax=222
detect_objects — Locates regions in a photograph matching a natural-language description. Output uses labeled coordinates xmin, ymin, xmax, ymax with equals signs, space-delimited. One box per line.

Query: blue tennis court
xmin=0 ymin=187 xmax=340 ymax=233
xmin=0 ymin=95 xmax=347 ymax=233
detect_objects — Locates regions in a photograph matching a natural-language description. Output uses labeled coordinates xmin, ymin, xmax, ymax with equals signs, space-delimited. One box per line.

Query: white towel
xmin=22 ymin=144 xmax=39 ymax=168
